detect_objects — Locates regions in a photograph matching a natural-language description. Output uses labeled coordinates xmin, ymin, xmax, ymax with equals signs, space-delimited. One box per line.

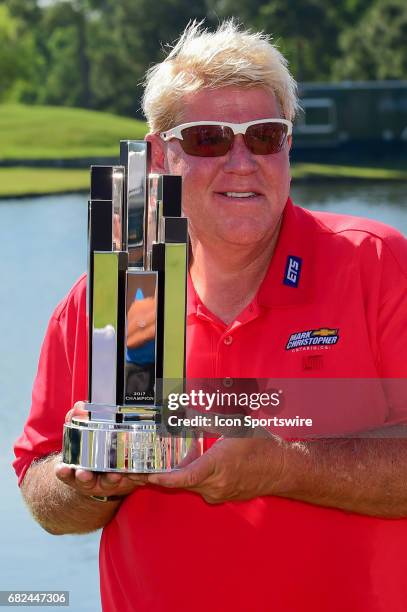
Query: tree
xmin=0 ymin=4 xmax=39 ymax=101
xmin=87 ymin=0 xmax=209 ymax=117
xmin=255 ymin=0 xmax=340 ymax=81
xmin=333 ymin=0 xmax=407 ymax=80
xmin=3 ymin=0 xmax=406 ymax=115
xmin=205 ymin=0 xmax=341 ymax=82
xmin=3 ymin=0 xmax=41 ymax=25
xmin=38 ymin=1 xmax=91 ymax=107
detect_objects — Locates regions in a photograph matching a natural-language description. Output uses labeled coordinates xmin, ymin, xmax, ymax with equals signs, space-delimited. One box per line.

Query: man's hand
xmin=22 ymin=454 xmax=149 ymax=535
xmin=20 ymin=398 xmax=152 ymax=535
xmin=149 ymin=432 xmax=407 ymax=518
xmin=147 ymin=436 xmax=286 ymax=504
xmin=55 ymin=463 xmax=149 ymax=499
xmin=60 ymin=401 xmax=148 ymax=498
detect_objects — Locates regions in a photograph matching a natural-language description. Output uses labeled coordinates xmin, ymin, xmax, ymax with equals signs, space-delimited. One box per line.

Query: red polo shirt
xmin=14 ymin=200 xmax=407 ymax=612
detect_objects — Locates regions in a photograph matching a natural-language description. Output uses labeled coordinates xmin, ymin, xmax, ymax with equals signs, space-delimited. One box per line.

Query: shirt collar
xmin=187 ymin=271 xmax=199 ymax=317
xmin=256 ymin=197 xmax=315 ymax=308
xmin=187 ymin=197 xmax=316 ymax=316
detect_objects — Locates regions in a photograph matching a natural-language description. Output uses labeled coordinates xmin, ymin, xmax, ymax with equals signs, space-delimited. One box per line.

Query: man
xmin=14 ymin=20 xmax=407 ymax=612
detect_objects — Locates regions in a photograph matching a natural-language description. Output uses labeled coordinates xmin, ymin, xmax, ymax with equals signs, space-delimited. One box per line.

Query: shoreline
xmin=0 ymin=188 xmax=88 ymax=201
xmin=1 ymin=162 xmax=406 ymax=200
xmin=2 ymin=176 xmax=407 ymax=201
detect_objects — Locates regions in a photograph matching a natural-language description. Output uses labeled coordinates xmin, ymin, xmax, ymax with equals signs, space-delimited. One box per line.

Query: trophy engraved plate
xmin=62 ymin=141 xmax=192 ymax=472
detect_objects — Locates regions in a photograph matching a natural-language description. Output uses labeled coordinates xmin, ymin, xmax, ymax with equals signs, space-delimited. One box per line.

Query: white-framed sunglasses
xmin=160 ymin=118 xmax=292 ymax=157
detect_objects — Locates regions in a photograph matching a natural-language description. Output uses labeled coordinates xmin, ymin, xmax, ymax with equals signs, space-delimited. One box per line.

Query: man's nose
xmin=223 ymin=134 xmax=257 ymax=174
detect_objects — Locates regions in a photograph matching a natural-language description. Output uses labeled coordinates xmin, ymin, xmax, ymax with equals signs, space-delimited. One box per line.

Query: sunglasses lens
xmin=245 ymin=123 xmax=288 ymax=154
xmin=180 ymin=125 xmax=232 ymax=157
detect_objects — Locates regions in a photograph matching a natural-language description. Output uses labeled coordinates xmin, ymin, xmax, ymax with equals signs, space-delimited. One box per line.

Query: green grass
xmin=0 ymin=104 xmax=147 ymax=160
xmin=0 ymin=168 xmax=89 ymax=196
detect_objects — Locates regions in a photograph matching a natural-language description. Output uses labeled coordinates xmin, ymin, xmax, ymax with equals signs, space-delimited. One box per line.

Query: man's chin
xmin=214 ymin=227 xmax=273 ymax=248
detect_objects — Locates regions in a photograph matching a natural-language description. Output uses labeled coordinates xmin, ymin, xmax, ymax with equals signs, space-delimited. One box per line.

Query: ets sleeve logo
xmin=283 ymin=255 xmax=302 ymax=287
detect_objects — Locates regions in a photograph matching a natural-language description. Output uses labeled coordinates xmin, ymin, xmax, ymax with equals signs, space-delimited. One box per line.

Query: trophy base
xmin=63 ymin=417 xmax=193 ymax=473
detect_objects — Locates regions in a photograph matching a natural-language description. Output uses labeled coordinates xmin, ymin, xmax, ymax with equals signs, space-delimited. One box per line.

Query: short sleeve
xmin=13 ymin=276 xmax=88 ymax=485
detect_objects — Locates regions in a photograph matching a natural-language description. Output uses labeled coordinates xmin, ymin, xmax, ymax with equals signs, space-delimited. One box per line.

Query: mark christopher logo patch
xmin=286 ymin=328 xmax=339 ymax=350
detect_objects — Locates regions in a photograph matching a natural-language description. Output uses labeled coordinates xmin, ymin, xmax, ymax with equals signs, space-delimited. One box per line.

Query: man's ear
xmin=145 ymin=133 xmax=166 ymax=173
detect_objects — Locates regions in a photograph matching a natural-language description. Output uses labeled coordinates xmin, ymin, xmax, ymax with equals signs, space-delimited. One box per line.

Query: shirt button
xmin=223 ymin=335 xmax=233 ymax=346
xmin=223 ymin=377 xmax=233 ymax=388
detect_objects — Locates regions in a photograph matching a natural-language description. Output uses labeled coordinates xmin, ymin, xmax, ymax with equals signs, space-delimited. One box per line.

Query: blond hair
xmin=142 ymin=19 xmax=299 ymax=133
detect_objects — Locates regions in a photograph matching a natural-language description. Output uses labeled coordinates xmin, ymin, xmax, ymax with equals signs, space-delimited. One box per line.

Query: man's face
xmin=152 ymin=86 xmax=291 ymax=249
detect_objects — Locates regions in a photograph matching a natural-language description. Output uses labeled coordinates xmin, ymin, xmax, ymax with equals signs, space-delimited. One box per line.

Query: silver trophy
xmin=63 ymin=141 xmax=192 ymax=472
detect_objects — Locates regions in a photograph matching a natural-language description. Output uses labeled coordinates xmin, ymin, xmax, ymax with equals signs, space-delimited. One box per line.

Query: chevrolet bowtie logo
xmin=311 ymin=328 xmax=339 ymax=337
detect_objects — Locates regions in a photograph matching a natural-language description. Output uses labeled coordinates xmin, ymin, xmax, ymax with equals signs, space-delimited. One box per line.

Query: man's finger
xmin=99 ymin=472 xmax=123 ymax=489
xmin=75 ymin=468 xmax=97 ymax=489
xmin=65 ymin=401 xmax=87 ymax=423
xmin=147 ymin=453 xmax=215 ymax=489
xmin=55 ymin=463 xmax=75 ymax=484
xmin=127 ymin=474 xmax=149 ymax=485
